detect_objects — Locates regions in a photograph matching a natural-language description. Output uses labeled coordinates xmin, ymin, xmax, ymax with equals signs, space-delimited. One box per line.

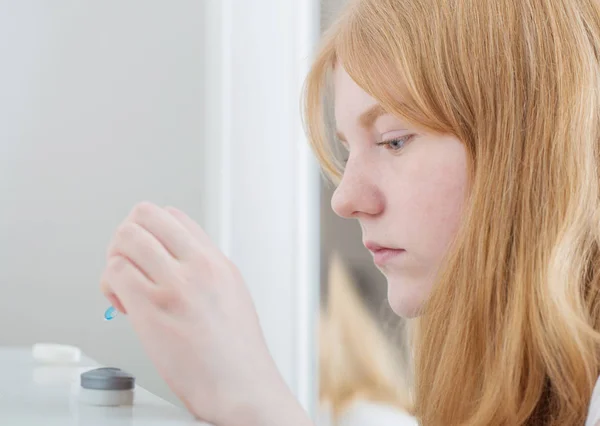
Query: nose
xmin=331 ymin=159 xmax=384 ymax=219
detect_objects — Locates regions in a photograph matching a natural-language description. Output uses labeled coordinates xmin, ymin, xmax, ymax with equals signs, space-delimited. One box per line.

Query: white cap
xmin=32 ymin=343 xmax=82 ymax=364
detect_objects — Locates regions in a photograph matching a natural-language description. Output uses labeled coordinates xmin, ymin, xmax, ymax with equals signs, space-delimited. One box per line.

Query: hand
xmin=100 ymin=202 xmax=290 ymax=426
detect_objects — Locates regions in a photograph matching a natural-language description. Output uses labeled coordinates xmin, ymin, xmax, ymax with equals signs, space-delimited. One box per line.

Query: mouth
xmin=364 ymin=241 xmax=406 ymax=266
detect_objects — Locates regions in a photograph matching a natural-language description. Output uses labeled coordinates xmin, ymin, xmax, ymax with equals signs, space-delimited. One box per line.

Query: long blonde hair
xmin=319 ymin=253 xmax=411 ymax=417
xmin=304 ymin=0 xmax=600 ymax=424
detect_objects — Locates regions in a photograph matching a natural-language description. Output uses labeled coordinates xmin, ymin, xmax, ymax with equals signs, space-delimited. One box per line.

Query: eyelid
xmin=378 ymin=130 xmax=410 ymax=142
xmin=385 ymin=134 xmax=411 ymax=142
xmin=378 ymin=134 xmax=412 ymax=143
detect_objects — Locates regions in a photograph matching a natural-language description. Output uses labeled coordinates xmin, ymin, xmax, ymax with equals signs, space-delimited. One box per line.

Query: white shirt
xmin=586 ymin=375 xmax=600 ymax=426
xmin=317 ymin=400 xmax=418 ymax=426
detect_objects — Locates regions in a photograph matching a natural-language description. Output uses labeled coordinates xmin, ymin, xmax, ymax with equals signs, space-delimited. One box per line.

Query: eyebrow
xmin=336 ymin=104 xmax=387 ymax=142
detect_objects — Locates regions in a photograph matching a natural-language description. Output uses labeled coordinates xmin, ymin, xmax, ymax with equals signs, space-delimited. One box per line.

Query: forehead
xmin=333 ymin=66 xmax=379 ymax=125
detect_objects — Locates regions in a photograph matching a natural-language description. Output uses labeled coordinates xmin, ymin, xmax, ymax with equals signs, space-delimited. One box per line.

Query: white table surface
xmin=0 ymin=347 xmax=208 ymax=425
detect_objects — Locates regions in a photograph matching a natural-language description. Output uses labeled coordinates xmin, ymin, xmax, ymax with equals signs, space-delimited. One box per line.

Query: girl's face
xmin=332 ymin=67 xmax=468 ymax=317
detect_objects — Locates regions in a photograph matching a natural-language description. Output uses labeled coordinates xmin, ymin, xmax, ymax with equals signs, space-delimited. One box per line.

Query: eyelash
xmin=342 ymin=134 xmax=414 ymax=164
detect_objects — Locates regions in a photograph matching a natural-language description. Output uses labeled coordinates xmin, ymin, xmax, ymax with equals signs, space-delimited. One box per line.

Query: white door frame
xmin=201 ymin=0 xmax=321 ymax=417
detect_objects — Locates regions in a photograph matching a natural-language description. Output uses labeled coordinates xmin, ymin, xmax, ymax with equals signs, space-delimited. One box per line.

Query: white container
xmin=32 ymin=343 xmax=81 ymax=364
xmin=78 ymin=387 xmax=134 ymax=406
xmin=78 ymin=367 xmax=135 ymax=407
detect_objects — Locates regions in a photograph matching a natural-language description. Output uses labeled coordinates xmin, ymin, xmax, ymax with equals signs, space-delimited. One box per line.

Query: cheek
xmin=401 ymin=151 xmax=468 ymax=262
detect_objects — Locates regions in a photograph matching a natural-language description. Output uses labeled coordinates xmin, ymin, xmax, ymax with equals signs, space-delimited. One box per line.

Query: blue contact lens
xmin=104 ymin=306 xmax=118 ymax=321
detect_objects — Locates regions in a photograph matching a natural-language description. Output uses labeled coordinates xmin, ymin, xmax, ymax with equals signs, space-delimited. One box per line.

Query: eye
xmin=377 ymin=134 xmax=414 ymax=152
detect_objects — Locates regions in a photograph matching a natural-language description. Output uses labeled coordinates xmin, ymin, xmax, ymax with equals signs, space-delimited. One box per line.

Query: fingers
xmin=101 ymin=256 xmax=154 ymax=314
xmin=107 ymin=221 xmax=178 ymax=284
xmin=165 ymin=206 xmax=213 ymax=246
xmin=101 ymin=203 xmax=212 ymax=313
xmin=106 ymin=293 xmax=127 ymax=314
xmin=124 ymin=202 xmax=197 ymax=261
xmin=101 ymin=256 xmax=185 ymax=315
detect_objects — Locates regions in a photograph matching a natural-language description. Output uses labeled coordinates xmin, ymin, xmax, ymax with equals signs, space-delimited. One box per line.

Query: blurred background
xmin=0 ymin=0 xmax=408 ymax=423
xmin=320 ymin=0 xmax=399 ymax=340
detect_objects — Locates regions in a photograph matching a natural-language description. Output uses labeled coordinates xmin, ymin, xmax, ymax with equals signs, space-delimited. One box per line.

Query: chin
xmin=386 ymin=275 xmax=427 ymax=318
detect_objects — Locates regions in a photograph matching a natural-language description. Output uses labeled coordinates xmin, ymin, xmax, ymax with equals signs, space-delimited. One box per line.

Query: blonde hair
xmin=305 ymin=0 xmax=600 ymax=424
xmin=319 ymin=253 xmax=411 ymax=417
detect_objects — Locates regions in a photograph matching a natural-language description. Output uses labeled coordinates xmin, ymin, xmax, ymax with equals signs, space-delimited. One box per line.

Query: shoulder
xmin=586 ymin=375 xmax=600 ymax=426
xmin=336 ymin=400 xmax=418 ymax=426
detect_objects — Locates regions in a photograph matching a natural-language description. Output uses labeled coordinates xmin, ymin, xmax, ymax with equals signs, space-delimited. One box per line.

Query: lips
xmin=364 ymin=242 xmax=405 ymax=266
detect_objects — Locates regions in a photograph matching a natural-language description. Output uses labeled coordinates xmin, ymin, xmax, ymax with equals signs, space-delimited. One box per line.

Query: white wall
xmin=0 ymin=1 xmax=205 ymax=402
xmin=0 ymin=0 xmax=320 ymax=413
xmin=201 ymin=0 xmax=321 ymax=415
